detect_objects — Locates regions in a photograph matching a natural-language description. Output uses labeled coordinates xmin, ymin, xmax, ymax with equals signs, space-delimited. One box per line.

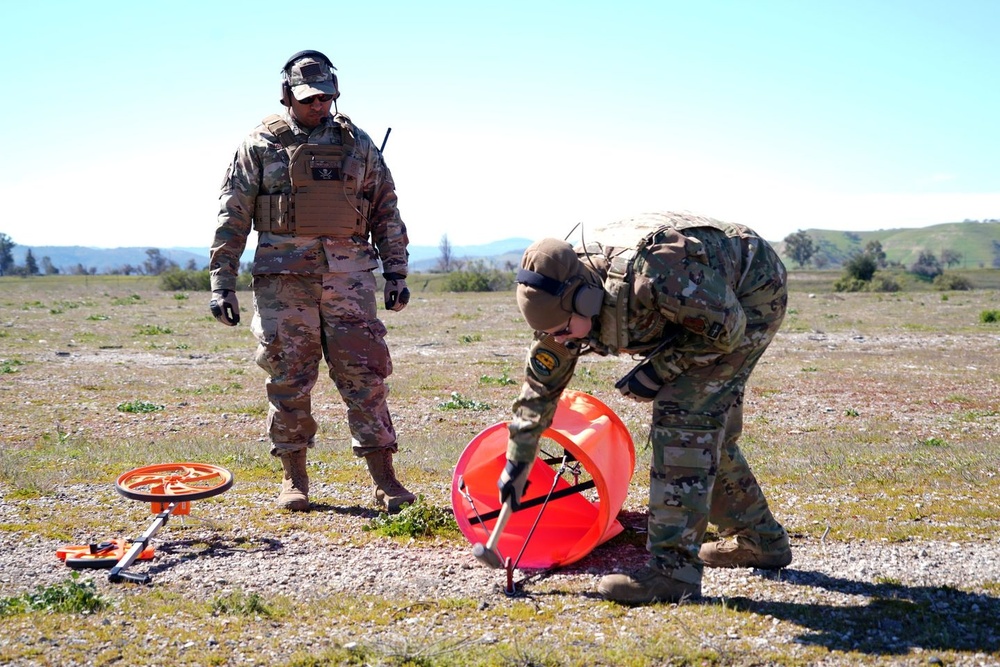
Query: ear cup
xmin=572 ymin=284 xmax=604 ymax=317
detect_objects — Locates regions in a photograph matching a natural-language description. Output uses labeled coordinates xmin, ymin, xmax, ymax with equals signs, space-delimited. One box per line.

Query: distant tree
xmin=185 ymin=258 xmax=200 ymax=271
xmin=844 ymin=252 xmax=877 ymax=282
xmin=910 ymin=250 xmax=942 ymax=280
xmin=863 ymin=240 xmax=887 ymax=268
xmin=143 ymin=248 xmax=178 ymax=276
xmin=71 ymin=263 xmax=89 ymax=275
xmin=438 ymin=234 xmax=454 ymax=273
xmin=940 ymin=249 xmax=962 ymax=268
xmin=0 ymin=233 xmax=15 ymax=276
xmin=783 ymin=230 xmax=816 ymax=268
xmin=109 ymin=264 xmax=141 ymax=275
xmin=41 ymin=256 xmax=59 ymax=275
xmin=24 ymin=249 xmax=39 ymax=276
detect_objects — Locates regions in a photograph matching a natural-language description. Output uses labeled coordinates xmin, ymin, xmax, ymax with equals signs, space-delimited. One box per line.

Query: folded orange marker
xmin=56 ymin=539 xmax=155 ymax=569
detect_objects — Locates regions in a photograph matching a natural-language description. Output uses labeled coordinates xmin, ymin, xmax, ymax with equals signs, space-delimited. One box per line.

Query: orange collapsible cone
xmin=451 ymin=390 xmax=635 ymax=569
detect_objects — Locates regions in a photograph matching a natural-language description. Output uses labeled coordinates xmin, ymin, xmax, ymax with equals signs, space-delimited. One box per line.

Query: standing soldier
xmin=499 ymin=211 xmax=792 ymax=604
xmin=209 ymin=50 xmax=415 ymax=513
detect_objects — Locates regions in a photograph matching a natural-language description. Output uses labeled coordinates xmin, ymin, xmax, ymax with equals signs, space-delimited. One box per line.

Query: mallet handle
xmin=485 ymin=502 xmax=512 ymax=551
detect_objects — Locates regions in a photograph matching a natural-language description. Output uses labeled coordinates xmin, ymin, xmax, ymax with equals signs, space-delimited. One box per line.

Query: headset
xmin=280 ymin=49 xmax=340 ymax=106
xmin=515 ymin=268 xmax=604 ymax=318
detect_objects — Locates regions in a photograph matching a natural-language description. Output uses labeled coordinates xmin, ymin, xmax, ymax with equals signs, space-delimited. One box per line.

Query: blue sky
xmin=1 ymin=0 xmax=998 ymax=250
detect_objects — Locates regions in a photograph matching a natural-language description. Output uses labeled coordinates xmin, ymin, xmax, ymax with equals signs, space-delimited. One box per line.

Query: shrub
xmin=834 ymin=274 xmax=900 ymax=293
xmin=981 ymin=310 xmax=1000 ymax=324
xmin=443 ymin=261 xmax=514 ymax=292
xmin=160 ymin=269 xmax=211 ymax=291
xmin=870 ymin=275 xmax=901 ymax=292
xmin=833 ymin=276 xmax=869 ymax=293
xmin=933 ymin=274 xmax=973 ymax=291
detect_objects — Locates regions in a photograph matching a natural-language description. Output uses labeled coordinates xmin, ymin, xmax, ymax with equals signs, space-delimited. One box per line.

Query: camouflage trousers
xmin=645 ymin=274 xmax=788 ymax=584
xmin=250 ymin=272 xmax=397 ymax=457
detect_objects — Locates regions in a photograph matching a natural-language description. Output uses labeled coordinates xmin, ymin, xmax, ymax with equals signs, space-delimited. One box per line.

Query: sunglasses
xmin=297 ymin=94 xmax=335 ymax=105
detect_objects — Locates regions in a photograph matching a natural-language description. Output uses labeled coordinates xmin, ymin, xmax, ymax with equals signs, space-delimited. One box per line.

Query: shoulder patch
xmin=530 ymin=349 xmax=560 ymax=377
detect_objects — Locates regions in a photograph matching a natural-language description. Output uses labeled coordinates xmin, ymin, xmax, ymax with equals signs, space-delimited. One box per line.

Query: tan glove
xmin=209 ymin=289 xmax=240 ymax=326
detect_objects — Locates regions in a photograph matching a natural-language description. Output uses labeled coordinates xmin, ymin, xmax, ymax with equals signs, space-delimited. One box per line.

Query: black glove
xmin=615 ymin=359 xmax=662 ymax=402
xmin=383 ymin=272 xmax=410 ymax=312
xmin=209 ymin=289 xmax=240 ymax=326
xmin=497 ymin=459 xmax=531 ymax=510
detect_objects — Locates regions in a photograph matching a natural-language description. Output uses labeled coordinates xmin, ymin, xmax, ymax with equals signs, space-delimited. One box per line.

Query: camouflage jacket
xmin=209 ymin=111 xmax=408 ymax=291
xmin=506 ymin=212 xmax=787 ymax=462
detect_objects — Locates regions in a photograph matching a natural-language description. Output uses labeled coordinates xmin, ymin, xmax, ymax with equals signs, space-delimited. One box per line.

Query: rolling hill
xmin=7 ymin=221 xmax=1000 ymax=274
xmin=775 ymin=220 xmax=1000 ymax=269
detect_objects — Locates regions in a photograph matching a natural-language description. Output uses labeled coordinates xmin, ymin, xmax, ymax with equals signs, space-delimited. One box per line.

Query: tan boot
xmin=364 ymin=448 xmax=416 ymax=514
xmin=598 ymin=563 xmax=701 ymax=605
xmin=277 ymin=449 xmax=310 ymax=511
xmin=700 ymin=530 xmax=791 ymax=569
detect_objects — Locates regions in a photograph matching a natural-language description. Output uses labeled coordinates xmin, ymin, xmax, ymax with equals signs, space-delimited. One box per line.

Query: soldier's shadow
xmin=719 ymin=568 xmax=999 ymax=657
xmin=308 ymin=502 xmax=381 ymax=519
xmin=518 ymin=512 xmax=999 ymax=658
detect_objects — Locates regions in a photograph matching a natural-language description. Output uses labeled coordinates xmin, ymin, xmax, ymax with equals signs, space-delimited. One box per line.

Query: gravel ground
xmin=1 ymin=484 xmax=999 ymax=666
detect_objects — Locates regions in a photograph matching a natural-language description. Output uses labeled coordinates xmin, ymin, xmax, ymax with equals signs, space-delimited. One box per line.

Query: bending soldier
xmin=209 ymin=50 xmax=415 ymax=513
xmin=500 ymin=211 xmax=792 ymax=604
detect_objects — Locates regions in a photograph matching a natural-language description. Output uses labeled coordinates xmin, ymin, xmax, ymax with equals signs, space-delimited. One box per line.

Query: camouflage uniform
xmin=210 ymin=110 xmax=407 ymax=457
xmin=509 ymin=212 xmax=787 ymax=586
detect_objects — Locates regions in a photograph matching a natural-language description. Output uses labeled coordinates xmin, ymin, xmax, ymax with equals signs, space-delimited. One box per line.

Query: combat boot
xmin=364 ymin=448 xmax=416 ymax=514
xmin=277 ymin=449 xmax=310 ymax=511
xmin=598 ymin=563 xmax=701 ymax=605
xmin=700 ymin=530 xmax=792 ymax=569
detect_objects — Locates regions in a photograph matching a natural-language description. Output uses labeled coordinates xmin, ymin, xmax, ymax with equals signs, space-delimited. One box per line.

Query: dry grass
xmin=1 ymin=274 xmax=999 ymax=666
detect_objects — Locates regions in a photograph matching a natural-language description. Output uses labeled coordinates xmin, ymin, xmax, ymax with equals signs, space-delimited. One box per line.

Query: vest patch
xmin=682 ymin=316 xmax=706 ymax=334
xmin=311 ymin=158 xmax=341 ymax=180
xmin=530 ymin=349 xmax=560 ymax=377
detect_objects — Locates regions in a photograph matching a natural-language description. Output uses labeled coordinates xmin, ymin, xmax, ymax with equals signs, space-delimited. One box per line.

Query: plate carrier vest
xmin=252 ymin=114 xmax=371 ymax=238
xmin=587 ymin=216 xmax=757 ymax=353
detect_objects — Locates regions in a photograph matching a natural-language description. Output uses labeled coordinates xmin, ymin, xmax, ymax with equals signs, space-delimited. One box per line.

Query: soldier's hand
xmin=497 ymin=459 xmax=531 ymax=509
xmin=210 ymin=289 xmax=240 ymax=326
xmin=616 ymin=360 xmax=662 ymax=402
xmin=383 ymin=273 xmax=410 ymax=312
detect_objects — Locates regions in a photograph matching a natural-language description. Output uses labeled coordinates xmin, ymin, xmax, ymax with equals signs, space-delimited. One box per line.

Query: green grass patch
xmin=0 ymin=358 xmax=24 ymax=373
xmin=111 ymin=294 xmax=142 ymax=306
xmin=0 ymin=574 xmax=107 ymax=616
xmin=362 ymin=496 xmax=459 ymax=538
xmin=136 ymin=324 xmax=172 ymax=335
xmin=437 ymin=392 xmax=491 ymax=411
xmin=116 ymin=399 xmax=165 ymax=413
xmin=478 ymin=371 xmax=516 ymax=386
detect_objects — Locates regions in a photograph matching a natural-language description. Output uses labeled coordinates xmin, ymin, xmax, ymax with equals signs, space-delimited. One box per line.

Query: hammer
xmin=472 ymin=501 xmax=512 ymax=568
